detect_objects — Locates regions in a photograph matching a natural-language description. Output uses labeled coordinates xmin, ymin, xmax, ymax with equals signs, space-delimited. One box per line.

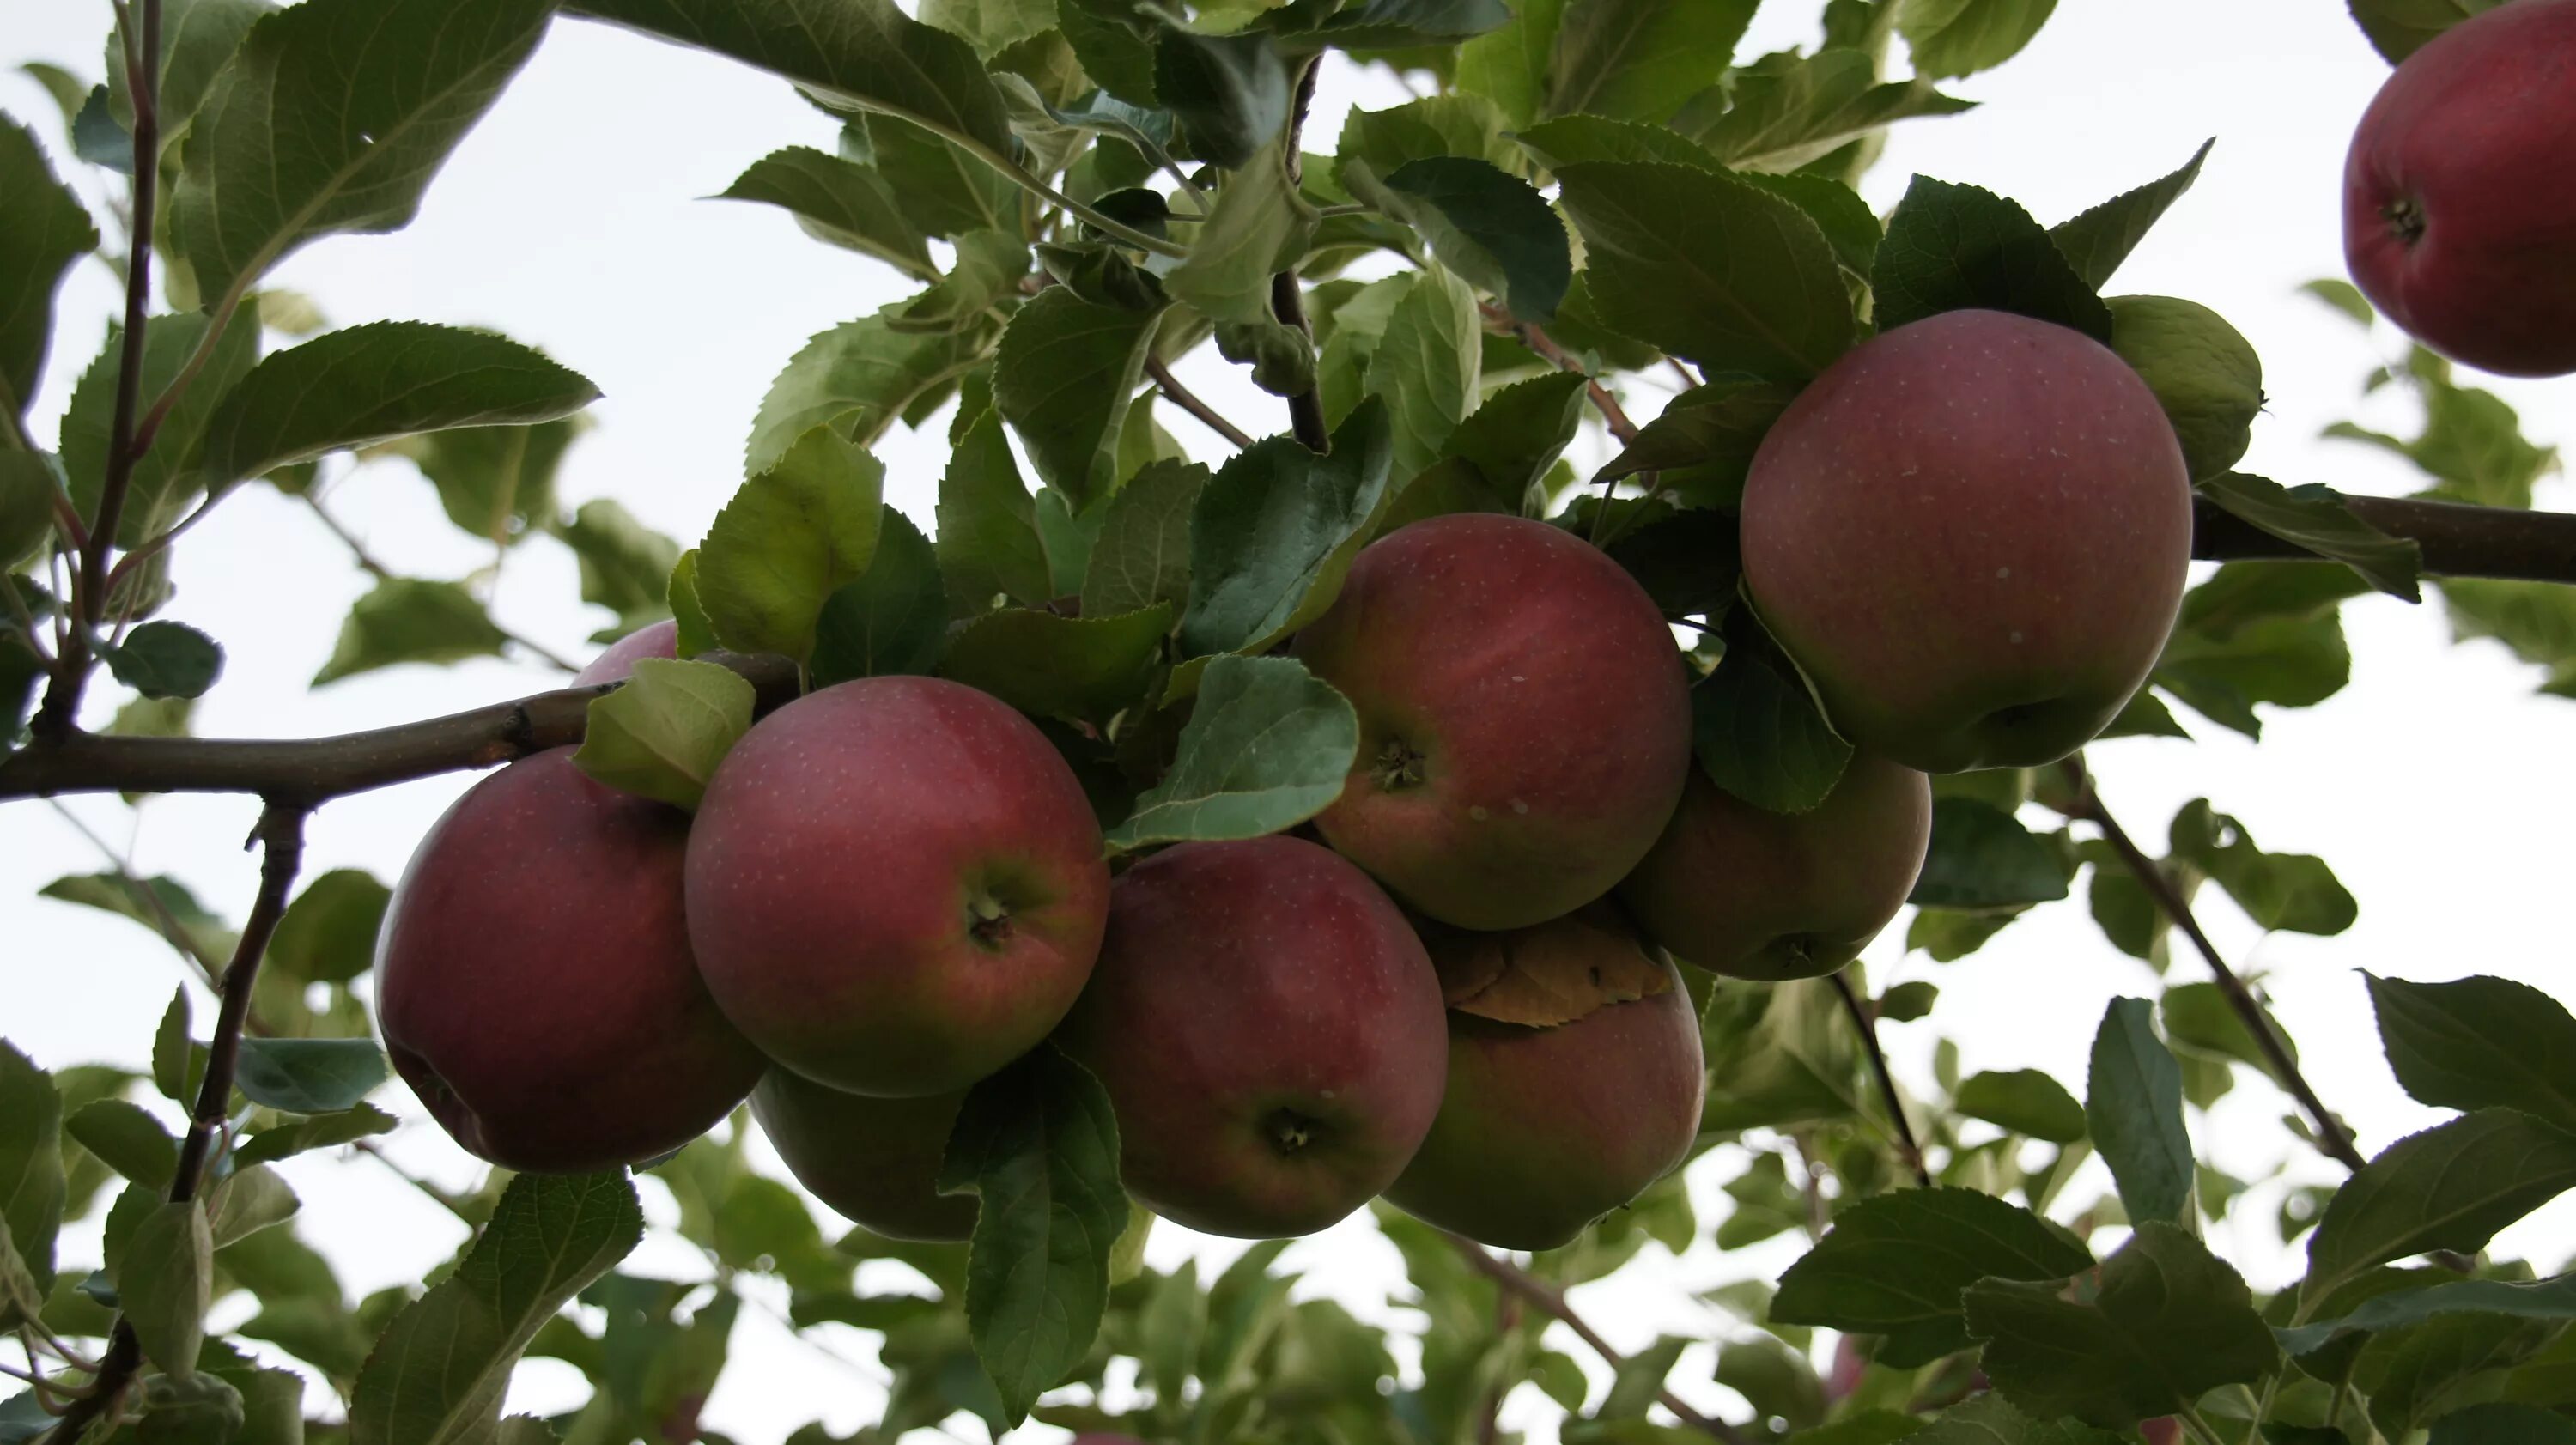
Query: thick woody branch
xmin=2191 ymin=493 xmax=2576 ymax=581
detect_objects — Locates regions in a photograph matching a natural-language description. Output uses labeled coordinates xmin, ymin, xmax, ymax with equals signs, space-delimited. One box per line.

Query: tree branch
xmin=1481 ymin=304 xmax=1640 ymax=446
xmin=2053 ymin=756 xmax=2370 ymax=1173
xmin=1831 ymin=970 xmax=1931 ymax=1187
xmin=1443 ymin=1234 xmax=1748 ymax=1445
xmin=1144 ymin=357 xmax=1254 ymax=450
xmin=2191 ymin=493 xmax=2576 ymax=582
xmin=1270 ymin=60 xmax=1330 ymax=454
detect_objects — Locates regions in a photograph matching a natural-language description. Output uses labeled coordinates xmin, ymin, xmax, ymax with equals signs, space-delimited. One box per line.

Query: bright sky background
xmin=5 ymin=1 xmax=2573 ymax=1440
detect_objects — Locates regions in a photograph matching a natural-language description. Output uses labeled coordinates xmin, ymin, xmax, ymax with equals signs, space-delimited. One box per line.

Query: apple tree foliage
xmin=4 ymin=0 xmax=2576 ymax=1442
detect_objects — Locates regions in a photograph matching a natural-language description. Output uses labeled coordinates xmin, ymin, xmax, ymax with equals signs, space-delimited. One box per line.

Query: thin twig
xmin=1270 ymin=59 xmax=1330 ymax=454
xmin=1144 ymin=357 xmax=1255 ymax=450
xmin=45 ymin=798 xmax=225 ymax=989
xmin=302 ymin=492 xmax=580 ymax=674
xmin=1482 ymin=304 xmax=1639 ymax=446
xmin=1443 ymin=1234 xmax=1749 ymax=1445
xmin=172 ymin=804 xmax=307 ymax=1195
xmin=1831 ymin=971 xmax=1931 ymax=1187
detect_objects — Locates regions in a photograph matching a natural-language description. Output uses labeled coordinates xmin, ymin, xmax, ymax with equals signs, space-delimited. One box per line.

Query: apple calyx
xmin=1370 ymin=738 xmax=1428 ymax=792
xmin=1265 ymin=1108 xmax=1321 ymax=1155
xmin=2380 ymin=194 xmax=2426 ymax=245
xmin=964 ymin=889 xmax=1017 ymax=950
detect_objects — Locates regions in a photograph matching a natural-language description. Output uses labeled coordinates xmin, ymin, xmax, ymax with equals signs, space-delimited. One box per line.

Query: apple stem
xmin=1831 ymin=971 xmax=1933 ymax=1188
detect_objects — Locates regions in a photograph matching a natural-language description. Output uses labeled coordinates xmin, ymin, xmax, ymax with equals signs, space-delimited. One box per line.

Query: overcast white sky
xmin=5 ymin=1 xmax=2573 ymax=1440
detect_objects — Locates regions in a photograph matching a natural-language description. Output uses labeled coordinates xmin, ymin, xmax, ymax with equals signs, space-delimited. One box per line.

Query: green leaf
xmin=2087 ymin=996 xmax=2192 ymax=1227
xmin=554 ymin=500 xmax=682 ymax=634
xmin=1955 ymin=1070 xmax=2086 ymax=1144
xmin=2166 ymin=798 xmax=2356 ymax=936
xmin=2048 ymin=140 xmax=2212 ymax=291
xmin=1908 ymin=798 xmax=2069 ymax=910
xmin=2276 ymin=1272 xmax=2576 ymax=1356
xmin=1593 ymin=377 xmax=1795 ymax=507
xmin=119 ymin=1200 xmax=213 ymax=1379
xmin=173 ymin=0 xmax=555 ymax=301
xmin=936 ymin=407 xmax=1053 ymax=616
xmin=1152 ymin=27 xmax=1288 ymax=170
xmin=2366 ymin=974 xmax=2576 ymax=1132
xmin=2343 ymin=0 xmax=2512 ymax=65
xmin=410 ymin=418 xmax=584 ymax=548
xmin=748 ymin=311 xmax=999 ymax=473
xmin=920 ymin=0 xmax=1057 ymax=58
xmin=1555 ymin=161 xmax=1855 ymax=381
xmin=39 ymin=872 xmax=236 ymax=962
xmin=1908 ymin=1393 xmax=2124 ymax=1445
xmin=696 ymin=425 xmax=884 ymax=661
xmin=1771 ymin=1187 xmax=2090 ymax=1367
xmin=108 ymin=0 xmax=276 ymax=145
xmin=312 ymin=579 xmax=511 ymax=685
xmin=993 ymin=288 xmax=1164 ymax=507
xmin=1317 ymin=0 xmax=1514 ymax=49
xmin=2108 ymin=296 xmax=2263 ymax=483
xmin=572 ymin=0 xmax=1012 ymax=153
xmin=2196 ymin=474 xmax=2421 ymax=602
xmin=939 ymin=604 xmax=1170 ymax=726
xmin=0 ymin=116 xmax=96 ymax=424
xmin=2427 ymin=1403 xmax=2576 ymax=1444
xmin=1697 ymin=977 xmax=1865 ymax=1132
xmin=1444 ymin=370 xmax=1589 ymax=496
xmin=2330 ymin=373 xmax=2558 ymax=510
xmin=1545 ymin=0 xmax=1755 ymax=124
xmin=200 ymin=322 xmax=598 ymax=491
xmin=1363 ymin=263 xmax=1482 ymax=484
xmin=860 ymin=112 xmax=1023 ymax=240
xmin=1871 ymin=176 xmax=2113 ymax=341
xmin=233 ymin=1038 xmax=387 ymax=1114
xmin=0 ymin=452 xmax=59 ymax=572
xmin=2160 ymin=981 xmax=2297 ymax=1087
xmin=100 ymin=622 xmax=225 ymax=701
xmin=811 ymin=508 xmax=950 ymax=684
xmin=571 ymin=659 xmax=754 ymax=811
xmin=0 ymin=1045 xmax=65 ymax=1295
xmin=713 ymin=145 xmax=935 ymax=280
xmin=1178 ymin=400 xmax=1395 ymax=657
xmin=350 ymin=1172 xmax=644 ymax=1445
xmin=939 ymin=1046 xmax=1127 ymax=1426
xmin=66 ymin=1100 xmax=179 ymax=1192
xmin=1162 ymin=152 xmax=1305 ymax=333
xmin=233 ymin=1102 xmax=399 ymax=1167
xmin=62 ymin=309 xmax=262 ymax=543
xmin=1689 ymin=626 xmax=1851 ymax=815
xmin=1370 ymin=156 xmax=1570 ymax=324
xmin=1689 ymin=50 xmax=1974 ymax=173
xmin=154 ymin=990 xmax=195 ymax=1106
xmin=2301 ymin=1109 xmax=2576 ymax=1307
xmin=1897 ymin=0 xmax=2058 ymax=79
xmin=1102 ymin=654 xmax=1360 ymax=851
xmin=1964 ymin=1222 xmax=2278 ymax=1428
xmin=208 ymin=1164 xmax=301 ymax=1249
xmin=2442 ymin=579 xmax=2576 ymax=696
xmin=897 ymin=228 xmax=1028 ymax=334
xmin=2154 ymin=564 xmax=2359 ymax=738
xmin=1082 ymin=458 xmax=1207 ymax=620
xmin=1454 ymin=0 xmax=1565 ymax=128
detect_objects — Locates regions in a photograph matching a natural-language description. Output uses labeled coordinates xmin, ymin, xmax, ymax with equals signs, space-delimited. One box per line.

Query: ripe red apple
xmin=574 ymin=617 xmax=678 ymax=685
xmin=1618 ymin=757 xmax=1931 ymax=981
xmin=2343 ymin=0 xmax=2576 ymax=377
xmin=378 ymin=748 xmax=765 ymax=1171
xmin=1739 ymin=309 xmax=2192 ymax=774
xmin=1293 ymin=513 xmax=1692 ymax=930
xmin=686 ymin=676 xmax=1110 ymax=1097
xmin=750 ymin=1068 xmax=975 ymax=1242
xmin=1382 ymin=916 xmax=1704 ymax=1250
xmin=1053 ymin=836 xmax=1449 ymax=1239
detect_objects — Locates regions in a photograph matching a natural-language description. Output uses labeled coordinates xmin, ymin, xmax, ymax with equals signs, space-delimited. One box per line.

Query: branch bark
xmin=2192 ymin=493 xmax=2576 ymax=581
xmin=1270 ymin=60 xmax=1330 ymax=454
xmin=1831 ymin=970 xmax=1932 ymax=1187
xmin=1144 ymin=356 xmax=1255 ymax=450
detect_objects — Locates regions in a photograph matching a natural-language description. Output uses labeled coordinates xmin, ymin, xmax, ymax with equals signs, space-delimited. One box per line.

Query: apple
xmin=573 ymin=617 xmax=678 ymax=685
xmin=1053 ymin=836 xmax=1449 ymax=1239
xmin=377 ymin=748 xmax=764 ymax=1171
xmin=1293 ymin=513 xmax=1692 ymax=930
xmin=685 ymin=675 xmax=1110 ymax=1097
xmin=750 ymin=1068 xmax=975 ymax=1242
xmin=2343 ymin=0 xmax=2576 ymax=377
xmin=1382 ymin=915 xmax=1704 ymax=1250
xmin=1739 ymin=308 xmax=2193 ymax=774
xmin=1618 ymin=757 xmax=1931 ymax=981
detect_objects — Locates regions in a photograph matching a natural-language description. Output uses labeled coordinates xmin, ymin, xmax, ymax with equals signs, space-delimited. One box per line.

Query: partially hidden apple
xmin=686 ymin=675 xmax=1110 ymax=1097
xmin=750 ymin=1067 xmax=975 ymax=1242
xmin=573 ymin=617 xmax=678 ymax=685
xmin=1294 ymin=513 xmax=1692 ymax=930
xmin=1619 ymin=757 xmax=1931 ymax=981
xmin=2343 ymin=0 xmax=2576 ymax=377
xmin=1054 ymin=836 xmax=1449 ymax=1240
xmin=1740 ymin=308 xmax=2193 ymax=774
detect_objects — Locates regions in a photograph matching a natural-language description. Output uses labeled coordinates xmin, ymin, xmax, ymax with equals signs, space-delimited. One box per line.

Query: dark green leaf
xmin=0 ymin=116 xmax=96 ymax=423
xmin=311 ymin=579 xmax=510 ymax=685
xmin=1907 ymin=1393 xmax=2123 ymax=1444
xmin=747 ymin=311 xmax=999 ymax=473
xmin=1954 ymin=1070 xmax=2086 ymax=1144
xmin=71 ymin=85 xmax=132 ymax=173
xmin=1545 ymin=0 xmax=1755 ymax=124
xmin=696 ymin=425 xmax=884 ymax=661
xmin=0 ymin=1045 xmax=65 ymax=1295
xmin=2301 ymin=1109 xmax=2576 ymax=1307
xmin=714 ymin=145 xmax=935 ymax=280
xmin=100 ymin=622 xmax=224 ymax=701
xmin=1771 ymin=1187 xmax=2090 ymax=1367
xmin=1689 ymin=625 xmax=1851 ymax=815
xmin=1688 ymin=50 xmax=1973 ymax=173
xmin=1871 ymin=176 xmax=2113 ymax=341
xmin=1454 ymin=0 xmax=1564 ymax=128
xmin=2277 ymin=1272 xmax=2576 ymax=1356
xmin=1593 ymin=377 xmax=1795 ymax=507
xmin=2344 ymin=0 xmax=2512 ymax=65
xmin=2196 ymin=474 xmax=2421 ymax=602
xmin=2439 ymin=579 xmax=2576 ymax=696
xmin=1319 ymin=0 xmax=1514 ymax=49
xmin=119 ymin=1200 xmax=212 ymax=1379
xmin=1697 ymin=977 xmax=1865 ymax=1132
xmin=572 ymin=659 xmax=753 ymax=811
xmin=1371 ymin=156 xmax=1570 ymax=323
xmin=1898 ymin=0 xmax=2058 ymax=78
xmin=811 ymin=508 xmax=949 ymax=684
xmin=410 ymin=418 xmax=583 ymax=548
xmin=2166 ymin=798 xmax=2355 ymax=936
xmin=993 ymin=288 xmax=1164 ymax=507
xmin=152 ymin=991 xmax=195 ymax=1106
xmin=939 ymin=604 xmax=1170 ymax=726
xmin=66 ymin=1100 xmax=178 ymax=1192
xmin=1152 ymin=28 xmax=1288 ymax=170
xmin=554 ymin=500 xmax=681 ymax=634
xmin=1102 ymin=655 xmax=1360 ymax=851
xmin=1908 ymin=798 xmax=2069 ymax=910
xmin=2160 ymin=981 xmax=2297 ymax=1088
xmin=2154 ymin=565 xmax=2358 ymax=738
xmin=896 ymin=228 xmax=1028 ymax=334
xmin=1440 ymin=370 xmax=1589 ymax=499
xmin=2086 ymin=996 xmax=2192 ymax=1227
xmin=1514 ymin=112 xmax=1716 ymax=170
xmin=2426 ymin=1403 xmax=2576 ymax=1444
xmin=1178 ymin=399 xmax=1395 ymax=657
xmin=2366 ymin=974 xmax=2576 ymax=1132
xmin=62 ymin=309 xmax=262 ymax=543
xmin=233 ymin=1102 xmax=399 ymax=1168
xmin=860 ymin=112 xmax=1022 ymax=240
xmin=2048 ymin=140 xmax=2212 ymax=291
xmin=936 ymin=407 xmax=1052 ymax=616
xmin=1164 ymin=142 xmax=1309 ymax=326
xmin=38 ymin=871 xmax=236 ymax=962
xmin=232 ymin=1038 xmax=387 ymax=1114
xmin=1082 ymin=458 xmax=1206 ymax=619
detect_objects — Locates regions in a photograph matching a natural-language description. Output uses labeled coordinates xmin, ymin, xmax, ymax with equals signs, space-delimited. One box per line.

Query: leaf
xmin=2160 ymin=981 xmax=2297 ymax=1087
xmin=172 ymin=0 xmax=555 ymax=301
xmin=410 ymin=417 xmax=584 ymax=548
xmin=1371 ymin=157 xmax=1570 ymax=324
xmin=119 ymin=1200 xmax=212 ymax=1379
xmin=2153 ymin=564 xmax=2359 ymax=738
xmin=713 ymin=145 xmax=934 ymax=279
xmin=1771 ymin=1187 xmax=2091 ymax=1367
xmin=0 ymin=1045 xmax=65 ymax=1294
xmin=1689 ymin=49 xmax=1973 ymax=173
xmin=570 ymin=0 xmax=1012 ymax=154
xmin=939 ymin=1046 xmax=1127 ymax=1426
xmin=350 ymin=1172 xmax=644 ymax=1445
xmin=1697 ymin=977 xmax=1865 ymax=1132
xmin=1554 ymin=161 xmax=1855 ymax=381
xmin=2276 ymin=1272 xmax=2576 ymax=1356
xmin=312 ymin=579 xmax=510 ymax=684
xmin=572 ymin=659 xmax=754 ymax=811
xmin=233 ymin=1102 xmax=399 ymax=1167
xmin=2196 ymin=473 xmax=2421 ymax=602
xmin=1152 ymin=27 xmax=1288 ymax=170
xmin=232 ymin=1038 xmax=388 ymax=1114
xmin=1910 ymin=1393 xmax=2125 ymax=1445
xmin=747 ymin=312 xmax=999 ymax=474
xmin=1437 ymin=909 xmax=1672 ymax=1026
xmin=2087 ymin=997 xmax=2193 ymax=1228
xmin=1689 ymin=627 xmax=1851 ymax=816
xmin=811 ymin=508 xmax=950 ymax=684
xmin=110 ymin=0 xmax=276 ymax=144
xmin=554 ymin=500 xmax=682 ymax=634
xmin=897 ymin=228 xmax=1029 ymax=334
xmin=860 ymin=112 xmax=1022 ymax=240
xmin=937 ymin=407 xmax=1053 ymax=616
xmin=1178 ymin=400 xmax=1395 ymax=657
xmin=200 ymin=322 xmax=598 ymax=491
xmin=2166 ymin=798 xmax=2356 ymax=937
xmin=1441 ymin=370 xmax=1589 ymax=496
xmin=2366 ymin=974 xmax=2576 ymax=1132
xmin=2442 ymin=579 xmax=2576 ymax=696
xmin=1082 ymin=458 xmax=1206 ymax=620
xmin=66 ymin=1101 xmax=179 ymax=1192
xmin=38 ymin=872 xmax=236 ymax=962
xmin=1544 ymin=0 xmax=1756 ymax=125
xmin=993 ymin=288 xmax=1163 ymax=507
xmin=2344 ymin=0 xmax=2512 ymax=64
xmin=1102 ymin=655 xmax=1359 ymax=851
xmin=100 ymin=622 xmax=225 ymax=701
xmin=696 ymin=425 xmax=884 ymax=661
xmin=939 ymin=604 xmax=1170 ymax=725
xmin=1908 ymin=798 xmax=2069 ymax=910
xmin=1954 ymin=1070 xmax=2087 ymax=1144
xmin=1898 ymin=0 xmax=2058 ymax=79
xmin=1362 ymin=263 xmax=1482 ymax=485
xmin=61 ymin=309 xmax=263 ymax=543
xmin=1964 ymin=1223 xmax=2279 ymax=1428
xmin=1318 ymin=0 xmax=1515 ymax=49
xmin=1455 ymin=0 xmax=1565 ymax=128
xmin=1871 ymin=176 xmax=2113 ymax=341
xmin=2301 ymin=1109 xmax=2576 ymax=1307
xmin=2427 ymin=1403 xmax=2576 ymax=1444
xmin=2048 ymin=140 xmax=2213 ymax=291
xmin=920 ymin=0 xmax=1057 ymax=58
xmin=208 ymin=1164 xmax=301 ymax=1248
xmin=0 ymin=116 xmax=96 ymax=423
xmin=1593 ymin=377 xmax=1795 ymax=507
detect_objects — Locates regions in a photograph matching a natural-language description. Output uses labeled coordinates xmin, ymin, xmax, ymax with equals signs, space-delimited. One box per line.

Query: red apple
xmin=1740 ymin=309 xmax=2192 ymax=774
xmin=1618 ymin=757 xmax=1932 ymax=981
xmin=574 ymin=618 xmax=678 ymax=685
xmin=378 ymin=748 xmax=764 ymax=1171
xmin=2343 ymin=0 xmax=2576 ymax=377
xmin=1293 ymin=513 xmax=1692 ymax=930
xmin=685 ymin=676 xmax=1109 ymax=1097
xmin=750 ymin=1068 xmax=975 ymax=1242
xmin=1053 ymin=836 xmax=1449 ymax=1239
